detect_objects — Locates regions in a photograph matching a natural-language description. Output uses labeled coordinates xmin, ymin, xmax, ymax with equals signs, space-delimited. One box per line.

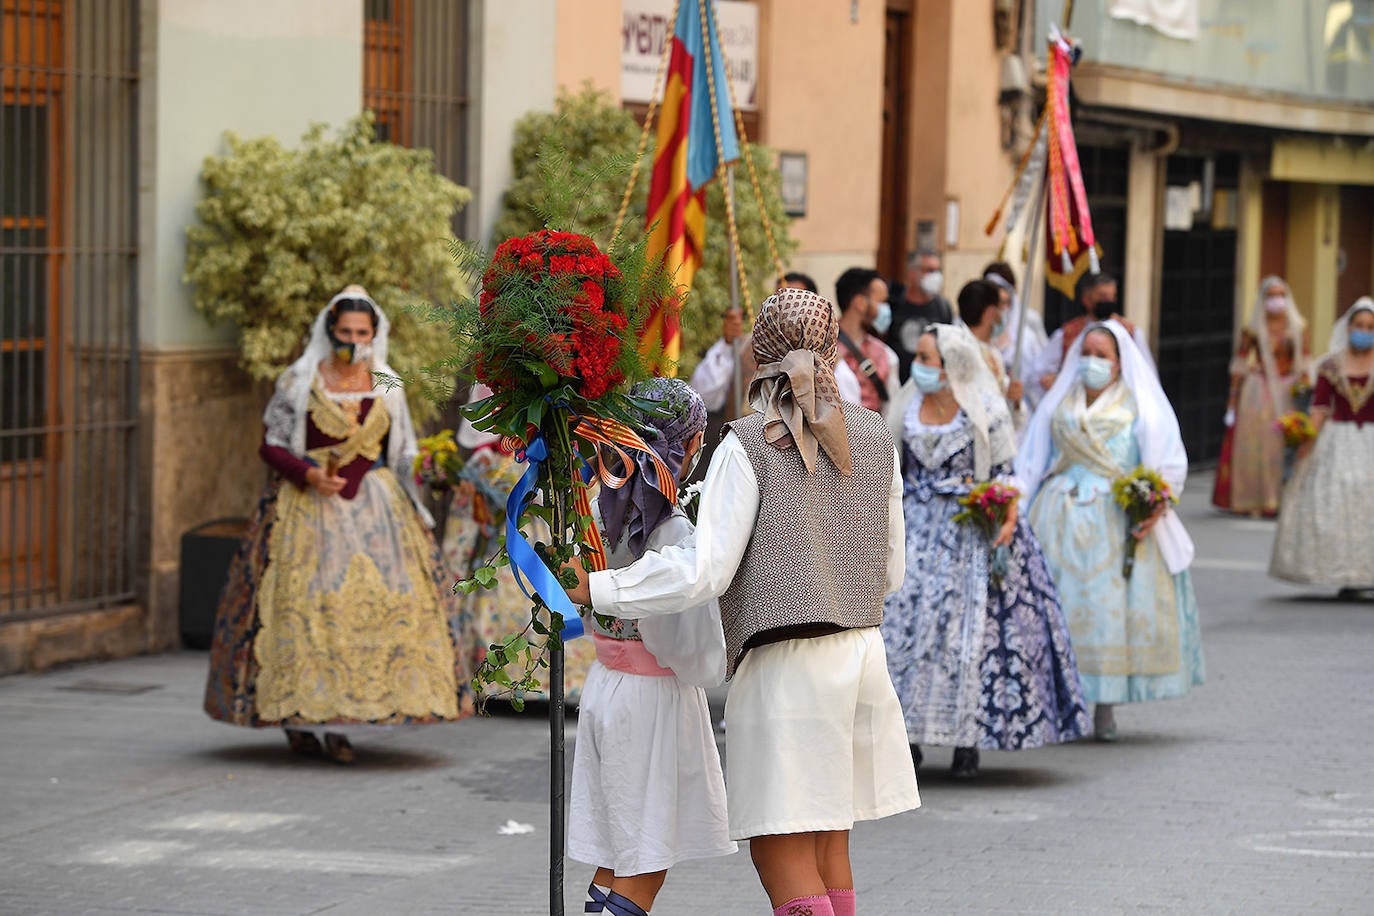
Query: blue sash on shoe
xmin=585 ymin=883 xmax=609 ymax=913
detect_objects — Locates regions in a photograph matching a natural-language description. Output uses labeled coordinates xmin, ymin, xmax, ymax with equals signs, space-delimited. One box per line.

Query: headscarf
xmin=1327 ymin=296 xmax=1374 ymax=358
xmin=1246 ymin=275 xmax=1308 ymax=405
xmin=599 ymin=377 xmax=708 ymax=559
xmin=748 ymin=288 xmax=852 ymax=475
xmin=929 ymin=323 xmax=1016 ymax=480
xmin=1015 ymin=319 xmax=1194 ymax=574
xmin=260 ymin=286 xmax=432 ymax=524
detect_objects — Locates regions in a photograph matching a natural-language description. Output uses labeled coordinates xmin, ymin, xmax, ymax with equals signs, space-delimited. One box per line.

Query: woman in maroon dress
xmin=204 ymin=287 xmax=475 ymax=761
xmin=1271 ymin=297 xmax=1374 ymax=595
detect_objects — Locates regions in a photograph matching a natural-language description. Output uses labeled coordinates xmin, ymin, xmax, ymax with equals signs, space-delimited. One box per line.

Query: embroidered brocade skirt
xmin=204 ymin=469 xmax=477 ymax=727
xmin=1270 ymin=421 xmax=1374 ymax=588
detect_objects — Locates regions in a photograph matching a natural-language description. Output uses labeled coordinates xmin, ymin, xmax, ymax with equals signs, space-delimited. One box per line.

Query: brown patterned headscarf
xmin=748 ymin=288 xmax=853 ymax=476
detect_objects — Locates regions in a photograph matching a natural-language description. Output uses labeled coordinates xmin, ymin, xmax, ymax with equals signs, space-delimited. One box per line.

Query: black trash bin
xmin=179 ymin=518 xmax=249 ymax=649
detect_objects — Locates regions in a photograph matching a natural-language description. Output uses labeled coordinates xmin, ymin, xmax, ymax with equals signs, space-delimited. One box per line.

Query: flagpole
xmin=727 ymin=168 xmax=744 ymax=418
xmin=1011 ymin=167 xmax=1047 ymax=382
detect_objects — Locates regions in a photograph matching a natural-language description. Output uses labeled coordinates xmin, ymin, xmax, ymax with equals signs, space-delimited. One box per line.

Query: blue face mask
xmin=1349 ymin=329 xmax=1374 ymax=352
xmin=870 ymin=301 xmax=893 ymax=335
xmin=910 ymin=361 xmax=946 ymax=394
xmin=1077 ymin=355 xmax=1116 ymax=390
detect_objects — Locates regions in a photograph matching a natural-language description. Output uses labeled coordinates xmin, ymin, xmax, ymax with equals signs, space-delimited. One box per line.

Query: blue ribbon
xmin=505 ymin=434 xmax=585 ymax=641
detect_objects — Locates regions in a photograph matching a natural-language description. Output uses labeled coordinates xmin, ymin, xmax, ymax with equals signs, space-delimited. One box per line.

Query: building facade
xmin=2 ymin=0 xmax=1372 ymax=673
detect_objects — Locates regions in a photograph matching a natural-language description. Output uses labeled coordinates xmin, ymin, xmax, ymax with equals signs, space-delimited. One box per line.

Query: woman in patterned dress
xmin=1270 ymin=297 xmax=1374 ymax=594
xmin=204 ymin=287 xmax=476 ymax=761
xmin=1018 ymin=321 xmax=1205 ymax=742
xmin=881 ymin=323 xmax=1089 ymax=778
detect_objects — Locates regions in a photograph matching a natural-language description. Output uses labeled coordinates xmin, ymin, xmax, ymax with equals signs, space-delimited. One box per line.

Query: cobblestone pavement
xmin=2 ymin=474 xmax=1372 ymax=915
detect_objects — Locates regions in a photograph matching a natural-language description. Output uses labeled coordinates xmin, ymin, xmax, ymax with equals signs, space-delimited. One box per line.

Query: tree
xmin=496 ymin=86 xmax=797 ymax=378
xmin=185 ymin=114 xmax=470 ymax=423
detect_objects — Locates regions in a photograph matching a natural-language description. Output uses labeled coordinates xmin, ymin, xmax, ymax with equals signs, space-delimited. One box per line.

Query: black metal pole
xmin=550 ymin=640 xmax=566 ymax=915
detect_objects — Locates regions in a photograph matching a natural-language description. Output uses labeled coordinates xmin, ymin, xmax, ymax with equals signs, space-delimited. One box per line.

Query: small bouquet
xmin=1289 ymin=378 xmax=1314 ymax=413
xmin=951 ymin=480 xmax=1019 ymax=584
xmin=678 ymin=480 xmax=705 ymax=526
xmin=1275 ymin=411 xmax=1316 ymax=449
xmin=413 ymin=429 xmax=464 ymax=490
xmin=1111 ymin=467 xmax=1176 ymax=579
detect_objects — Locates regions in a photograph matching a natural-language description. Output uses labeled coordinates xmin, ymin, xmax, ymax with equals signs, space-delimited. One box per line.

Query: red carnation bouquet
xmin=414 ymin=226 xmax=677 ymax=710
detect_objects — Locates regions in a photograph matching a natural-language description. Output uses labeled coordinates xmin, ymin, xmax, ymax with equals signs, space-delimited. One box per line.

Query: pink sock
xmin=773 ymin=895 xmax=835 ymax=916
xmin=827 ymin=887 xmax=855 ymax=916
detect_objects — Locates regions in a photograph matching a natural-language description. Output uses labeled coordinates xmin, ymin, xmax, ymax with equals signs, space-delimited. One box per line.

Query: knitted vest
xmin=719 ymin=403 xmax=894 ymax=676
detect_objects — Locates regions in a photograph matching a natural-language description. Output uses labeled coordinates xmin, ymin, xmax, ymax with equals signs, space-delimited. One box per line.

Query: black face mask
xmin=1091 ymin=299 xmax=1117 ymax=321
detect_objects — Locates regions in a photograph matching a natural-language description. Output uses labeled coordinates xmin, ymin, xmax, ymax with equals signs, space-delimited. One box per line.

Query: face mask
xmin=330 ymin=336 xmax=373 ymax=366
xmin=1091 ymin=299 xmax=1117 ymax=321
xmin=1264 ymin=295 xmax=1288 ymax=315
xmin=1349 ymin=329 xmax=1374 ymax=352
xmin=919 ymin=270 xmax=944 ymax=298
xmin=680 ymin=445 xmax=702 ymax=481
xmin=910 ymin=361 xmax=946 ymax=394
xmin=991 ymin=312 xmax=1007 ymax=339
xmin=1077 ymin=355 xmax=1116 ymax=390
xmin=870 ymin=301 xmax=892 ymax=335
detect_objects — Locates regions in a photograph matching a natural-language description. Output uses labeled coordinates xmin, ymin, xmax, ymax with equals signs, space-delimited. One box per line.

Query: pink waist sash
xmin=593 ymin=634 xmax=674 ymax=677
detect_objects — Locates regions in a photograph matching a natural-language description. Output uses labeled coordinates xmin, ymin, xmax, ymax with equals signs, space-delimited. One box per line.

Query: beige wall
xmin=140 ymin=0 xmax=363 ymax=350
xmin=911 ymin=0 xmax=1015 ymax=295
xmin=761 ymin=0 xmax=885 ymax=283
xmin=556 ymin=0 xmax=621 ymax=97
xmin=474 ymin=0 xmax=558 ymax=244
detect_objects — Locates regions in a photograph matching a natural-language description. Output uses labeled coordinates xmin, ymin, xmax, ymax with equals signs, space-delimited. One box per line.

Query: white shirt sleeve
xmin=836 ymin=360 xmax=862 ymax=404
xmin=884 ymin=343 xmax=900 ymax=385
xmin=589 ymin=432 xmax=759 ymax=618
xmin=885 ymin=446 xmax=905 ymax=595
xmin=688 ymin=339 xmax=736 ymax=413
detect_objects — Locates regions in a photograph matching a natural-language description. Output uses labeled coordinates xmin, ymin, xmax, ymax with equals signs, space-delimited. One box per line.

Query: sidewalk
xmin=2 ymin=476 xmax=1373 ymax=914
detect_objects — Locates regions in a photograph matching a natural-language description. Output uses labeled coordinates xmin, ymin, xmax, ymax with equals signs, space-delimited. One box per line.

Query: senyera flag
xmin=643 ymin=0 xmax=740 ymax=374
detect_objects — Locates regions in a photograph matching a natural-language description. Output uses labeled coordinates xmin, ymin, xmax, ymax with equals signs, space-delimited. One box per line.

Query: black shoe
xmin=950 ymin=747 xmax=979 ymax=779
xmin=910 ymin=743 xmax=923 ymax=770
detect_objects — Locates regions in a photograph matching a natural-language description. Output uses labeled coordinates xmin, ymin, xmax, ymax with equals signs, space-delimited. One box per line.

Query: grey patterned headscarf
xmin=748 ymin=288 xmax=852 ymax=475
xmin=599 ymin=377 xmax=707 ymax=559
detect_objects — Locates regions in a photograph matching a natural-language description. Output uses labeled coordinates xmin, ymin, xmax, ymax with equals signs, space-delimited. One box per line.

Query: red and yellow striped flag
xmin=642 ymin=0 xmax=740 ymax=374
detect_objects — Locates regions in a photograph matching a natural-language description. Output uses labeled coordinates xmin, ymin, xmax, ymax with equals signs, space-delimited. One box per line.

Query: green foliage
xmin=184 ymin=114 xmax=471 ymax=424
xmin=496 ymin=86 xmax=798 ymax=378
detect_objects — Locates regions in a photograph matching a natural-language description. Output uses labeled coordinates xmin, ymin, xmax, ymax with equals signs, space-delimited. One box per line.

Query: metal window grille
xmin=363 ymin=0 xmax=470 ymax=234
xmin=1 ymin=0 xmax=140 ymax=622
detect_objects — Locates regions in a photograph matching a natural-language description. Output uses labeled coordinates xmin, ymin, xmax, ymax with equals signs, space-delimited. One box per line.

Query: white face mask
xmin=919 ymin=270 xmax=944 ymax=298
xmin=1264 ymin=295 xmax=1288 ymax=315
xmin=871 ymin=301 xmax=892 ymax=335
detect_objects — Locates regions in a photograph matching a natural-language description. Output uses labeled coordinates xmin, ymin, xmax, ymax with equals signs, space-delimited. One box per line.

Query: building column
xmin=1235 ymin=158 xmax=1266 ymax=332
xmin=1122 ymin=141 xmax=1161 ymax=344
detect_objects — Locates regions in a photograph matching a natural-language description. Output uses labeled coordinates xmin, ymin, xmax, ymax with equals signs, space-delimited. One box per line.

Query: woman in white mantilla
xmin=1213 ymin=276 xmax=1308 ymax=516
xmin=204 ymin=287 xmax=477 ymax=762
xmin=1016 ymin=320 xmax=1204 ymax=741
xmin=1270 ymin=297 xmax=1374 ymax=595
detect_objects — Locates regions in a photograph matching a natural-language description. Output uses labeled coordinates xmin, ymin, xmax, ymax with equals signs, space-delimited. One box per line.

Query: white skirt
xmin=1270 ymin=421 xmax=1374 ymax=588
xmin=724 ymin=627 xmax=921 ymax=840
xmin=568 ymin=661 xmax=736 ymax=876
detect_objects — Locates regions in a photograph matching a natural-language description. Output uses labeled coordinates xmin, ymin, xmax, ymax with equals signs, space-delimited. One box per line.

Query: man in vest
xmin=1028 ymin=272 xmax=1156 ymax=399
xmin=567 ymin=288 xmax=919 ymax=916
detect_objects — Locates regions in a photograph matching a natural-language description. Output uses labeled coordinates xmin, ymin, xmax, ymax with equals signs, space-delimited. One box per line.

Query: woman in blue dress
xmin=1017 ymin=321 xmax=1205 ymax=741
xmin=881 ymin=322 xmax=1089 ymax=778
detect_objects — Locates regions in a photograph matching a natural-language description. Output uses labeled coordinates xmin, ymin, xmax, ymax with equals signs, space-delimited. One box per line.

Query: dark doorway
xmin=877 ymin=2 xmax=913 ymax=282
xmin=1157 ymin=153 xmax=1240 ymax=465
xmin=1338 ymin=185 xmax=1374 ymax=313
